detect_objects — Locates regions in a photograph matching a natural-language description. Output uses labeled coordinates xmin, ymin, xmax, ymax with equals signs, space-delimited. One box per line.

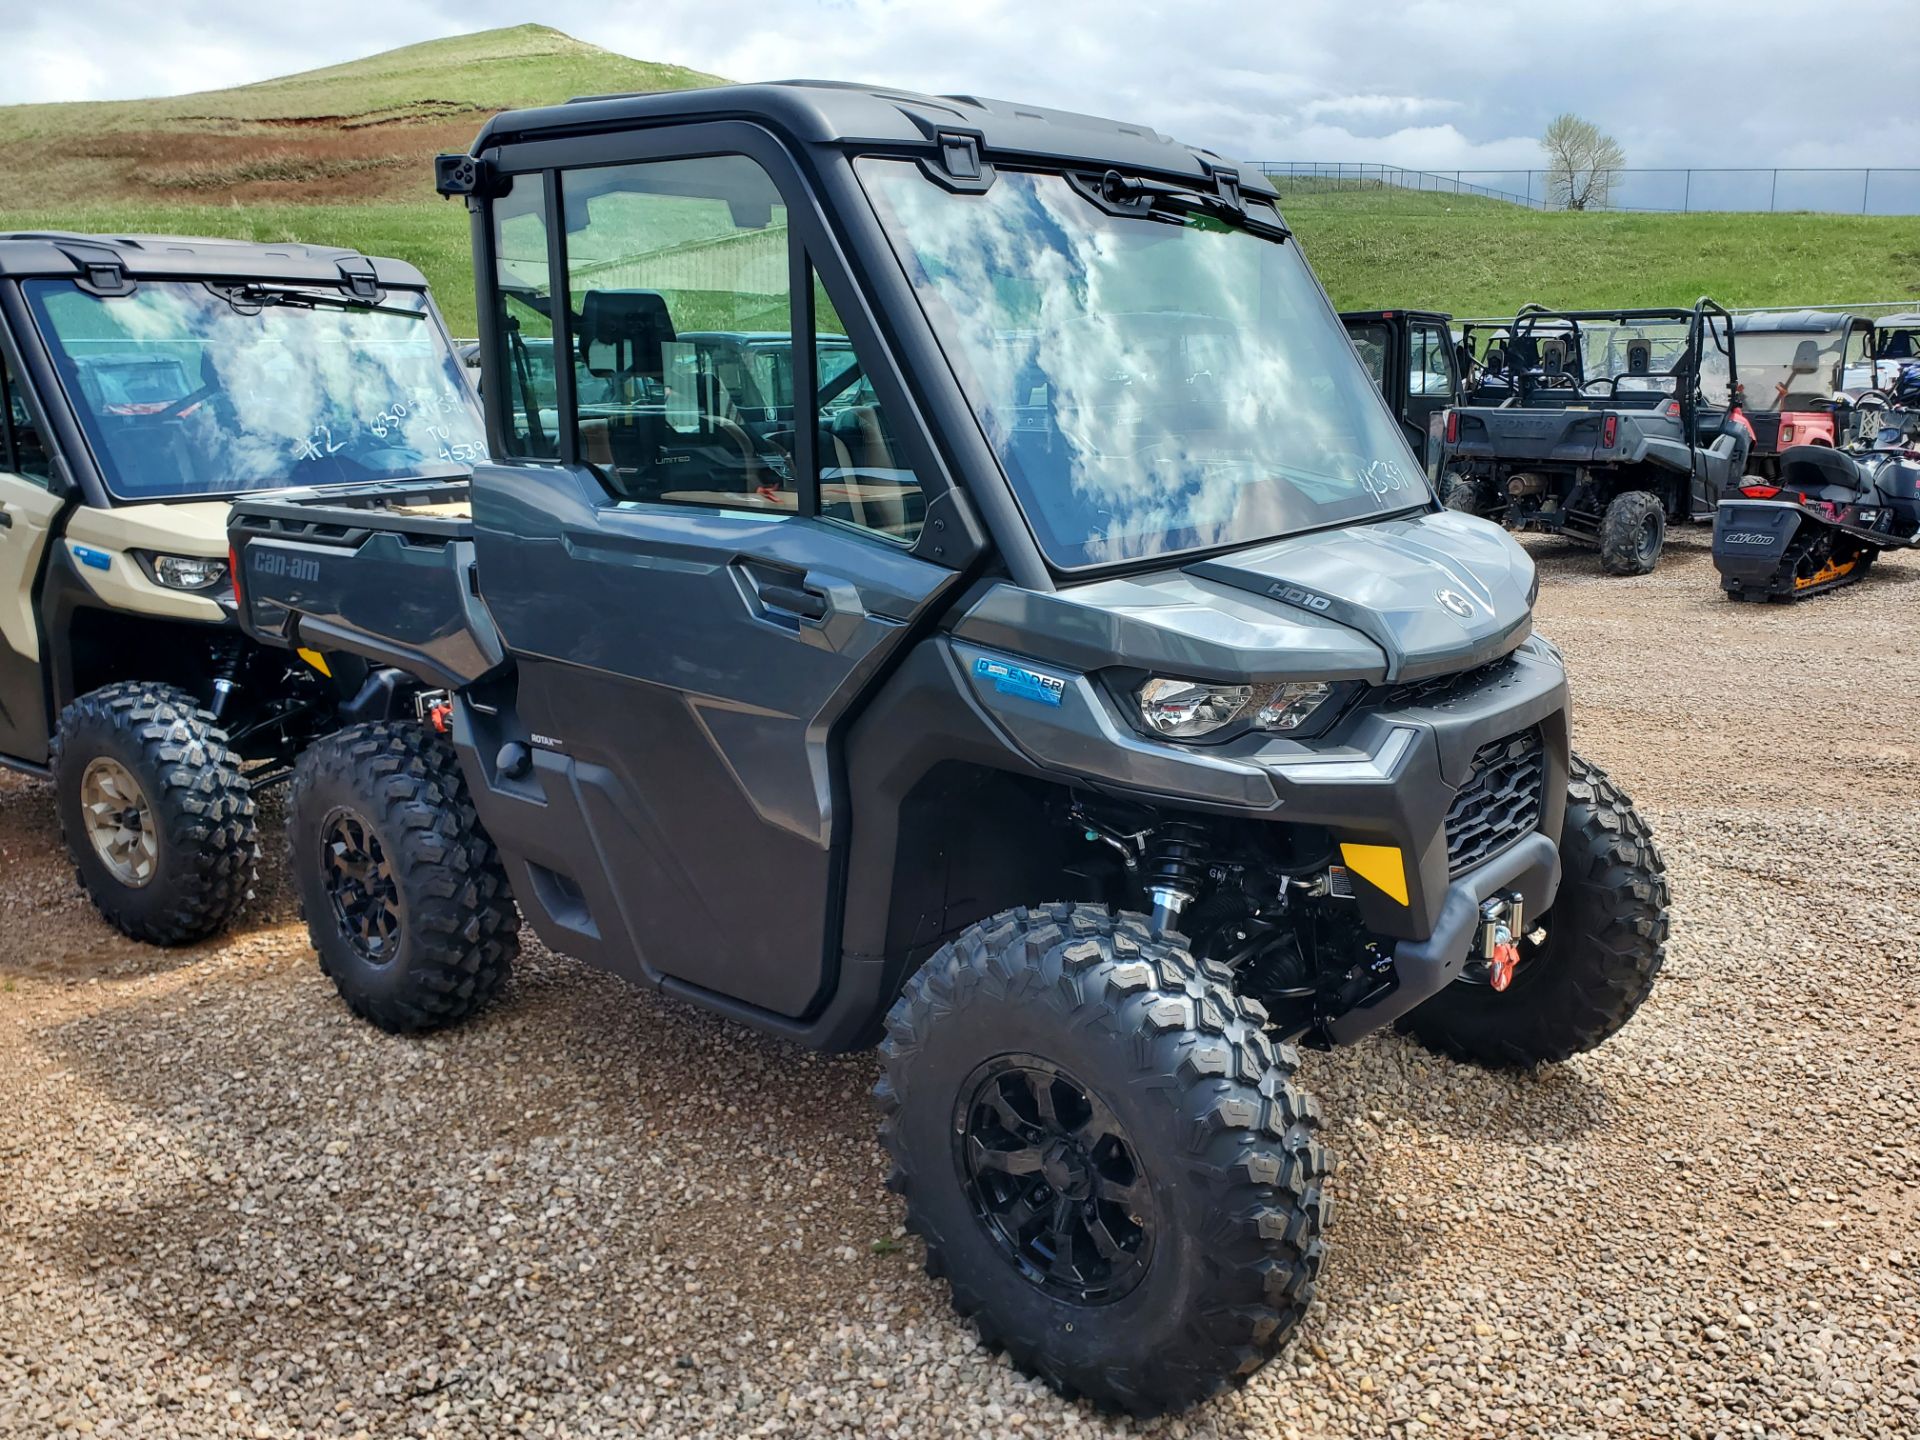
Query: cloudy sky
xmin=4 ymin=0 xmax=1911 ymax=174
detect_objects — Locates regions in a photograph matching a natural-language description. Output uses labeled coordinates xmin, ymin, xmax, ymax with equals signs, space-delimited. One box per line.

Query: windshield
xmin=857 ymin=160 xmax=1424 ymax=568
xmin=26 ymin=280 xmax=486 ymax=500
xmin=1737 ymin=330 xmax=1845 ymax=411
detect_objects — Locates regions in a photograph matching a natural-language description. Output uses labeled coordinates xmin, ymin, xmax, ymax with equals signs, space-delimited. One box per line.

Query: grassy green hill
xmin=1 ymin=27 xmax=1915 ymax=333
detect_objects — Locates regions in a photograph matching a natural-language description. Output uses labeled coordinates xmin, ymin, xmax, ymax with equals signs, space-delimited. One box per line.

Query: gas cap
xmin=496 ymin=741 xmax=532 ymax=780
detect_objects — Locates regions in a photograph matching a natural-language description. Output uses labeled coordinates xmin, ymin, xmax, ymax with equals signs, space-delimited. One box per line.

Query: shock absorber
xmin=207 ymin=636 xmax=244 ymax=721
xmin=1144 ymin=821 xmax=1210 ymax=935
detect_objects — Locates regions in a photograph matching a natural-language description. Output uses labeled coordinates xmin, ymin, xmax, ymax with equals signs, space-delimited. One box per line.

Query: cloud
xmin=3 ymin=0 xmax=1912 ymax=179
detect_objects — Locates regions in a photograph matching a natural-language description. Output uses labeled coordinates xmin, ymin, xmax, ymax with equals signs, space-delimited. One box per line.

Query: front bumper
xmin=952 ymin=633 xmax=1572 ymax=945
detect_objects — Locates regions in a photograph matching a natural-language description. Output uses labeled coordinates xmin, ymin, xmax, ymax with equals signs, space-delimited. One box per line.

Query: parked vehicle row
xmin=1342 ymin=298 xmax=1920 ymax=596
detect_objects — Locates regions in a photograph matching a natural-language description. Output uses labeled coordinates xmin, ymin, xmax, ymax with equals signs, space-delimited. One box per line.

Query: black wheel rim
xmin=321 ymin=808 xmax=402 ymax=963
xmin=954 ymin=1055 xmax=1155 ymax=1305
xmin=1638 ymin=512 xmax=1660 ymax=564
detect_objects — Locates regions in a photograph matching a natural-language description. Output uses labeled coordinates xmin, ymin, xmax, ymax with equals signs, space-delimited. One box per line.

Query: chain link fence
xmin=1257 ymin=162 xmax=1920 ymax=216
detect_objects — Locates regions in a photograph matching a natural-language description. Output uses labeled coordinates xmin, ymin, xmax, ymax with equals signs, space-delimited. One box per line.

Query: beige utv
xmin=0 ymin=232 xmax=484 ymax=943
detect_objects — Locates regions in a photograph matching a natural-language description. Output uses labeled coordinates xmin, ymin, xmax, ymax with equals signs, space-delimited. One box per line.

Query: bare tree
xmin=1541 ymin=114 xmax=1626 ymax=210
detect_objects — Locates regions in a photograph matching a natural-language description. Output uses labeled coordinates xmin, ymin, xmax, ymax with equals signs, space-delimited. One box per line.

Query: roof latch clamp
xmin=1208 ymin=164 xmax=1243 ymax=208
xmin=70 ymin=256 xmax=135 ymax=298
xmin=337 ymin=257 xmax=382 ymax=302
xmin=935 ymin=131 xmax=985 ymax=184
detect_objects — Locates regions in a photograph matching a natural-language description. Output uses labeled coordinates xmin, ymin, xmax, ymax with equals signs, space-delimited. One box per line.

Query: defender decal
xmin=973 ymin=656 xmax=1066 ymax=707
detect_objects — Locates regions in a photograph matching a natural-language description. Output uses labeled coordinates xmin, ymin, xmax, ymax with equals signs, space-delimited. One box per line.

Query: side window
xmin=0 ymin=354 xmax=54 ymax=485
xmin=559 ymin=155 xmax=796 ymax=511
xmin=1344 ymin=322 xmax=1389 ymax=391
xmin=812 ymin=274 xmax=923 ymax=543
xmin=1411 ymin=323 xmax=1454 ymax=397
xmin=489 ymin=173 xmax=560 ymax=458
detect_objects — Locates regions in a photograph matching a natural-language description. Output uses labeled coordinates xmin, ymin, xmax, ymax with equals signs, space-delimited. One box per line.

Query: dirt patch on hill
xmin=0 ymin=113 xmax=493 ymax=206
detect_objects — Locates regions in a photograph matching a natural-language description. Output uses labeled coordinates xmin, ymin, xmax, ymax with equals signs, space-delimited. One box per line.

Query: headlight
xmin=150 ymin=554 xmax=229 ymax=591
xmin=1137 ymin=677 xmax=1334 ymax=739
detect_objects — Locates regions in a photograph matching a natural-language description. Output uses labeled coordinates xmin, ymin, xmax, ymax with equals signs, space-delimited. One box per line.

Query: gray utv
xmin=0 ymin=233 xmax=484 ymax=943
xmin=1441 ymin=300 xmax=1749 ymax=574
xmin=227 ymin=84 xmax=1669 ymax=1416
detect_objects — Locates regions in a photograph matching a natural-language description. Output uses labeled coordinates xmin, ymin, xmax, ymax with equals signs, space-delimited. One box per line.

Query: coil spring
xmin=1145 ymin=821 xmax=1212 ymax=897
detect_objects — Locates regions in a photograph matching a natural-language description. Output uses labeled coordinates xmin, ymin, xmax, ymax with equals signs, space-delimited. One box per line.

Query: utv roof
xmin=466 ymin=80 xmax=1276 ymax=195
xmin=1733 ymin=310 xmax=1867 ymax=334
xmin=1341 ymin=309 xmax=1453 ymax=325
xmin=1511 ymin=302 xmax=1723 ymax=325
xmin=0 ymin=232 xmax=430 ymax=289
xmin=1875 ymin=312 xmax=1920 ymax=327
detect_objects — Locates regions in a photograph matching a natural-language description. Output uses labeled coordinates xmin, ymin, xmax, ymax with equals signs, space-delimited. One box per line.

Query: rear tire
xmin=1443 ymin=474 xmax=1488 ymax=514
xmin=1402 ymin=754 xmax=1667 ymax=1067
xmin=1599 ymin=490 xmax=1666 ymax=575
xmin=288 ymin=721 xmax=518 ymax=1033
xmin=51 ymin=681 xmax=256 ymax=946
xmin=877 ymin=904 xmax=1331 ymax=1415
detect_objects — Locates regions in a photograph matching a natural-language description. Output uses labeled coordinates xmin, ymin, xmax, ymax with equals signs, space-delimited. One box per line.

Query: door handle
xmin=0 ymin=507 xmax=12 ymax=530
xmin=757 ymin=582 xmax=827 ymax=620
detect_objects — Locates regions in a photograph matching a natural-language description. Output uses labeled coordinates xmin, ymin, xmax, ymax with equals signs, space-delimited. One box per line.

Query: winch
xmin=1478 ymin=892 xmax=1525 ymax=991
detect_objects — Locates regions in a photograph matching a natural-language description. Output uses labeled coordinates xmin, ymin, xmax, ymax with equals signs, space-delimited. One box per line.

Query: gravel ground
xmin=1 ymin=533 xmax=1916 ymax=1439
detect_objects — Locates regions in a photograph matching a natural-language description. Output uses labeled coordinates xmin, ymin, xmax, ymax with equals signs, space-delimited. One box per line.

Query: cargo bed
xmin=229 ymin=479 xmax=503 ymax=690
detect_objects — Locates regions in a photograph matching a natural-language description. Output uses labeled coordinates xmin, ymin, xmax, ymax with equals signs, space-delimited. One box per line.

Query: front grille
xmin=1445 ymin=728 xmax=1545 ymax=876
xmin=1377 ymin=655 xmax=1522 ymax=713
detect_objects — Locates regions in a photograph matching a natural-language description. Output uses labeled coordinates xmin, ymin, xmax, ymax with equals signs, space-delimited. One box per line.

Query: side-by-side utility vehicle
xmin=1440 ymin=301 xmax=1748 ymax=574
xmin=228 ymin=86 xmax=1668 ymax=1415
xmin=0 ymin=233 xmax=486 ymax=942
xmin=1341 ymin=308 xmax=1463 ymax=473
xmin=1731 ymin=310 xmax=1875 ymax=470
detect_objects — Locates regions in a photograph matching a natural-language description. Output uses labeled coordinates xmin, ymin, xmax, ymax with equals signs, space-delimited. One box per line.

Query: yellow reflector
xmin=296 ymin=647 xmax=332 ymax=677
xmin=1339 ymin=843 xmax=1409 ymax=905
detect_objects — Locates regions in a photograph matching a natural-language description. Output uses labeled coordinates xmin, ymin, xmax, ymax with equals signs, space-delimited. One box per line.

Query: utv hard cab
xmin=1341 ymin=308 xmax=1462 ymax=473
xmin=0 ymin=233 xmax=485 ymax=943
xmin=230 ymin=85 xmax=1668 ymax=1415
xmin=1441 ymin=300 xmax=1748 ymax=574
xmin=1732 ymin=310 xmax=1875 ymax=470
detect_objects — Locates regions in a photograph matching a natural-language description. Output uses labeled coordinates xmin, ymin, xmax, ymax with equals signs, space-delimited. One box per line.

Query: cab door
xmin=1405 ymin=319 xmax=1458 ymax=476
xmin=0 ymin=347 xmax=63 ymax=764
xmin=464 ymin=130 xmax=971 ymax=1021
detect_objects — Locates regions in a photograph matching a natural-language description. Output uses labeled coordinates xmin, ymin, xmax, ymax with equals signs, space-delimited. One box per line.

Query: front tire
xmin=288 ymin=722 xmax=518 ymax=1033
xmin=1402 ymin=754 xmax=1668 ymax=1067
xmin=1599 ymin=489 xmax=1666 ymax=575
xmin=51 ymin=681 xmax=256 ymax=946
xmin=877 ymin=904 xmax=1331 ymax=1415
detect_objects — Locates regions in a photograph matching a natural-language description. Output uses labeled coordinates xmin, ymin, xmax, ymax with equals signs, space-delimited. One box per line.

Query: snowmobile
xmin=1713 ymin=440 xmax=1920 ymax=600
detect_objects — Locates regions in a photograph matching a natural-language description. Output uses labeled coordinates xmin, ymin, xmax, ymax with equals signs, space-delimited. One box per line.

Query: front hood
xmin=66 ymin=500 xmax=232 ymax=558
xmin=1183 ymin=510 xmax=1534 ymax=682
xmin=950 ymin=509 xmax=1535 ymax=687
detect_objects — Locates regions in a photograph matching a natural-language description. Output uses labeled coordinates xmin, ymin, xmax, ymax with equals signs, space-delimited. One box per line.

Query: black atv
xmin=229 ymin=84 xmax=1668 ymax=1416
xmin=1441 ymin=300 xmax=1749 ymax=575
xmin=1713 ymin=443 xmax=1920 ymax=599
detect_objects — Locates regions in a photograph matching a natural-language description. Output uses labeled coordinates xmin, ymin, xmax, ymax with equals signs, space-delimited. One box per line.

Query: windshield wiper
xmin=205 ymin=282 xmax=426 ymax=321
xmin=1095 ymin=169 xmax=1292 ymax=242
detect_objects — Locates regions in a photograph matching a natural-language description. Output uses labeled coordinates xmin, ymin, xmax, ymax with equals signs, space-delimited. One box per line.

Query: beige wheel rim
xmin=80 ymin=757 xmax=157 ymax=889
